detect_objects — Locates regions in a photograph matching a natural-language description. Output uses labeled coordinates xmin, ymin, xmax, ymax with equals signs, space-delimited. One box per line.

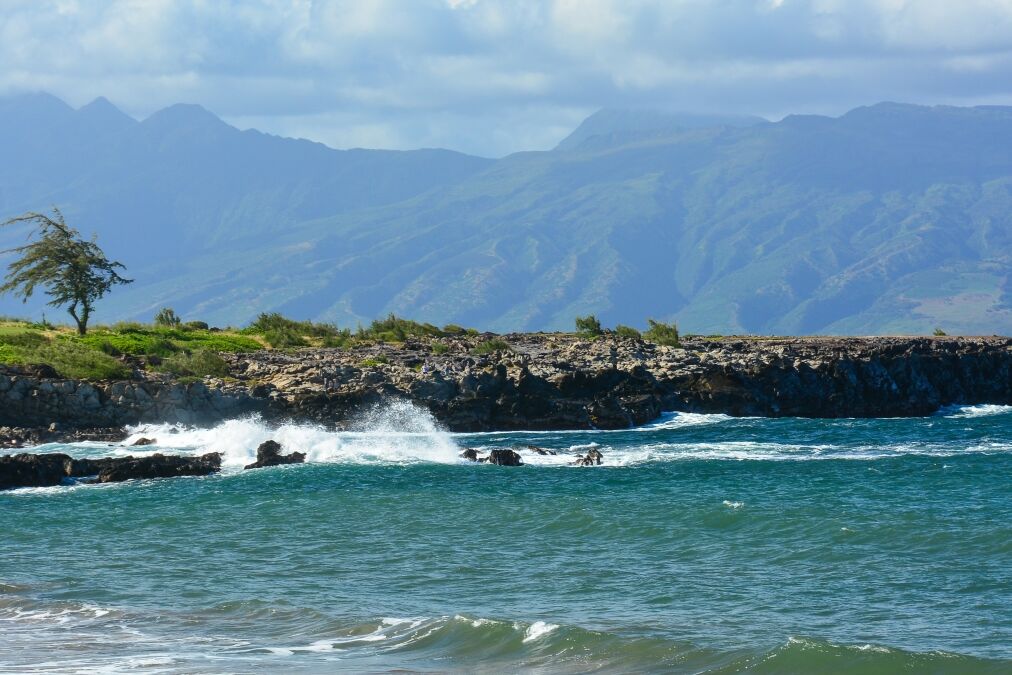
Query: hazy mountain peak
xmin=142 ymin=103 xmax=232 ymax=134
xmin=76 ymin=96 xmax=136 ymax=135
xmin=0 ymin=90 xmax=75 ymax=121
xmin=556 ymin=108 xmax=767 ymax=151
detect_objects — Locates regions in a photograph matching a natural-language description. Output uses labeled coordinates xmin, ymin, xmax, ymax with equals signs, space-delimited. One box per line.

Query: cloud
xmin=3 ymin=0 xmax=1012 ymax=156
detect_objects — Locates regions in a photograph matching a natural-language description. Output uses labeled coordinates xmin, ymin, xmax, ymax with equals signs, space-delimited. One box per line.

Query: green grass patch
xmin=77 ymin=326 xmax=261 ymax=355
xmin=0 ymin=330 xmax=130 ymax=380
xmin=471 ymin=339 xmax=512 ymax=355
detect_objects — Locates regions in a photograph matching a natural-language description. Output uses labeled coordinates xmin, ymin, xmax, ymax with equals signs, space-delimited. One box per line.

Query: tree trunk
xmin=67 ymin=302 xmax=89 ymax=335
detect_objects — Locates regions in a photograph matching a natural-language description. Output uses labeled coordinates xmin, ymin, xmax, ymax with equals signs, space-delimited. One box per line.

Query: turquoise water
xmin=2 ymin=404 xmax=1011 ymax=673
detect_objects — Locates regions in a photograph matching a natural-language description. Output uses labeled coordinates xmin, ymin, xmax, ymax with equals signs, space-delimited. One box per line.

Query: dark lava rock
xmin=461 ymin=448 xmax=480 ymax=462
xmin=243 ymin=440 xmax=306 ymax=470
xmin=0 ymin=452 xmax=72 ymax=490
xmin=68 ymin=457 xmax=135 ymax=477
xmin=131 ymin=437 xmax=157 ymax=446
xmin=573 ymin=448 xmax=604 ymax=466
xmin=97 ymin=452 xmax=222 ymax=483
xmin=487 ymin=448 xmax=523 ymax=466
xmin=525 ymin=445 xmax=557 ymax=455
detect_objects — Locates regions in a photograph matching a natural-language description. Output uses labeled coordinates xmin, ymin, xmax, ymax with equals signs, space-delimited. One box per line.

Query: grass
xmin=0 ymin=328 xmax=130 ymax=379
xmin=0 ymin=318 xmax=256 ymax=380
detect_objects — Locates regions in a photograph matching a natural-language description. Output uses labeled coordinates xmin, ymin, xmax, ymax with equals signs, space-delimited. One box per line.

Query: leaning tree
xmin=0 ymin=208 xmax=131 ymax=335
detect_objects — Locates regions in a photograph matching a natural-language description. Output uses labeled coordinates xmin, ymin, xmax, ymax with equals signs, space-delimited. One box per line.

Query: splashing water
xmin=121 ymin=399 xmax=461 ymax=468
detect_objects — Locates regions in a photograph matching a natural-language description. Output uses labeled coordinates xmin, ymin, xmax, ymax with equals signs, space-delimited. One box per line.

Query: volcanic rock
xmin=243 ymin=440 xmax=306 ymax=470
xmin=0 ymin=453 xmax=72 ymax=490
xmin=487 ymin=448 xmax=524 ymax=466
xmin=573 ymin=448 xmax=604 ymax=466
xmin=97 ymin=452 xmax=222 ymax=483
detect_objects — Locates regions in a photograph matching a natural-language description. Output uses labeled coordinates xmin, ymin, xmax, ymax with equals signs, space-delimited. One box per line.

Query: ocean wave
xmin=935 ymin=403 xmax=1012 ymax=418
xmin=120 ymin=400 xmax=461 ymax=468
xmin=1 ymin=595 xmax=1005 ymax=674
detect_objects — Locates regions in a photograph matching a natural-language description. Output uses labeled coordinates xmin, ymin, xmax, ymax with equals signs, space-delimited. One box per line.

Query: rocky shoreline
xmin=1 ymin=335 xmax=1010 ymax=447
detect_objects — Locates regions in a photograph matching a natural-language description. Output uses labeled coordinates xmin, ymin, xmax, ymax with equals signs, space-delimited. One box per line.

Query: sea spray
xmin=122 ymin=399 xmax=461 ymax=468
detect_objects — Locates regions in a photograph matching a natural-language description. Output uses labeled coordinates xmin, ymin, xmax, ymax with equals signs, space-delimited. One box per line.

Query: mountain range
xmin=1 ymin=92 xmax=1009 ymax=335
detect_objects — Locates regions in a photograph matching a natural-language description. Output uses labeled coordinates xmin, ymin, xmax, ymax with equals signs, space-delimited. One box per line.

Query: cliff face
xmin=1 ymin=336 xmax=1009 ymax=435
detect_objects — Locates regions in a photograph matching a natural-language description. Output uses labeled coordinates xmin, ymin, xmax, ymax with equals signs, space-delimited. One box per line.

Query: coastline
xmin=2 ymin=334 xmax=1010 ymax=446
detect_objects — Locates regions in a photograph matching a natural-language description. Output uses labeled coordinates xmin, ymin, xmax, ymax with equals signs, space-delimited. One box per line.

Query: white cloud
xmin=2 ymin=0 xmax=1012 ymax=156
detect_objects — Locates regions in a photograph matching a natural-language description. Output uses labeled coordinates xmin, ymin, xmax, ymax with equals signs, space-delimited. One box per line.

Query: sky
xmin=3 ymin=0 xmax=1012 ymax=157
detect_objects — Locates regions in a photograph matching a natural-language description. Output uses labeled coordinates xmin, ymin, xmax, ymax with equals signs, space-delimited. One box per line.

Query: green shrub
xmin=154 ymin=307 xmax=182 ymax=327
xmin=471 ymin=338 xmax=512 ymax=355
xmin=933 ymin=327 xmax=947 ymax=336
xmin=615 ymin=324 xmax=641 ymax=339
xmin=245 ymin=312 xmax=341 ymax=339
xmin=358 ymin=356 xmax=389 ymax=368
xmin=97 ymin=340 xmax=122 ymax=357
xmin=321 ymin=333 xmax=353 ymax=348
xmin=158 ymin=349 xmax=229 ymax=378
xmin=185 ymin=320 xmax=209 ymax=330
xmin=111 ymin=321 xmax=147 ymax=333
xmin=359 ymin=314 xmax=443 ymax=342
xmin=644 ymin=319 xmax=680 ymax=347
xmin=431 ymin=343 xmax=450 ymax=355
xmin=575 ymin=315 xmax=603 ymax=336
xmin=263 ymin=327 xmax=308 ymax=348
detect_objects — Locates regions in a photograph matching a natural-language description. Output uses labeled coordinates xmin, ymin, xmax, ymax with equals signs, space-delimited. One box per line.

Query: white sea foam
xmin=935 ymin=404 xmax=1012 ymax=418
xmin=122 ymin=400 xmax=461 ymax=468
xmin=523 ymin=620 xmax=559 ymax=642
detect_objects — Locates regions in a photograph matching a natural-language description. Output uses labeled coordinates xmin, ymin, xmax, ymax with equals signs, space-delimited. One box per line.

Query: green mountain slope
xmin=1 ymin=97 xmax=1009 ymax=335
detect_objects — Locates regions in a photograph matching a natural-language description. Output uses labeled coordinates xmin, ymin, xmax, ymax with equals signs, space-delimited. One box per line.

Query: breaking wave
xmin=0 ymin=589 xmax=1004 ymax=674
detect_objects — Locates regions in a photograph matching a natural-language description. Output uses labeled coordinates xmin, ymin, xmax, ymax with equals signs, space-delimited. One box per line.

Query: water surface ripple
xmin=2 ymin=404 xmax=1010 ymax=673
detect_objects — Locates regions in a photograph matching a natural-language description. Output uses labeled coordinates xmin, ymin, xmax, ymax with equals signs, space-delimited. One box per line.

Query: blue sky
xmin=4 ymin=0 xmax=1012 ymax=156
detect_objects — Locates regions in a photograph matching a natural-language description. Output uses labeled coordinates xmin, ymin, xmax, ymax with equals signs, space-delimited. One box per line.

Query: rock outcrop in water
xmin=460 ymin=447 xmax=525 ymax=465
xmin=1 ymin=335 xmax=1009 ymax=442
xmin=574 ymin=448 xmax=604 ymax=466
xmin=0 ymin=453 xmax=70 ymax=489
xmin=243 ymin=440 xmax=306 ymax=470
xmin=0 ymin=451 xmax=222 ymax=490
xmin=94 ymin=453 xmax=222 ymax=483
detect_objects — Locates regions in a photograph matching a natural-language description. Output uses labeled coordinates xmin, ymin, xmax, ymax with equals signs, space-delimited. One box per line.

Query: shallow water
xmin=2 ymin=403 xmax=1011 ymax=673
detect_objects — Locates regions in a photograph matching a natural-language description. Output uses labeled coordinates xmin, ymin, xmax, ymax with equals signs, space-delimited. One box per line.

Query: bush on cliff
xmin=471 ymin=339 xmax=512 ymax=355
xmin=643 ymin=319 xmax=680 ymax=347
xmin=360 ymin=314 xmax=444 ymax=342
xmin=158 ymin=349 xmax=229 ymax=378
xmin=615 ymin=325 xmax=641 ymax=339
xmin=263 ymin=326 xmax=308 ymax=348
xmin=575 ymin=315 xmax=603 ymax=336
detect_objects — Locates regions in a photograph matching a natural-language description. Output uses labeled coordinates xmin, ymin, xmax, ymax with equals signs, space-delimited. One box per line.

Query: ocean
xmin=2 ymin=402 xmax=1010 ymax=673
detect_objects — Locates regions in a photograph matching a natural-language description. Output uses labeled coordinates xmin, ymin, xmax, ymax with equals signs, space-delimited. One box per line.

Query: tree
xmin=1 ymin=209 xmax=131 ymax=335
